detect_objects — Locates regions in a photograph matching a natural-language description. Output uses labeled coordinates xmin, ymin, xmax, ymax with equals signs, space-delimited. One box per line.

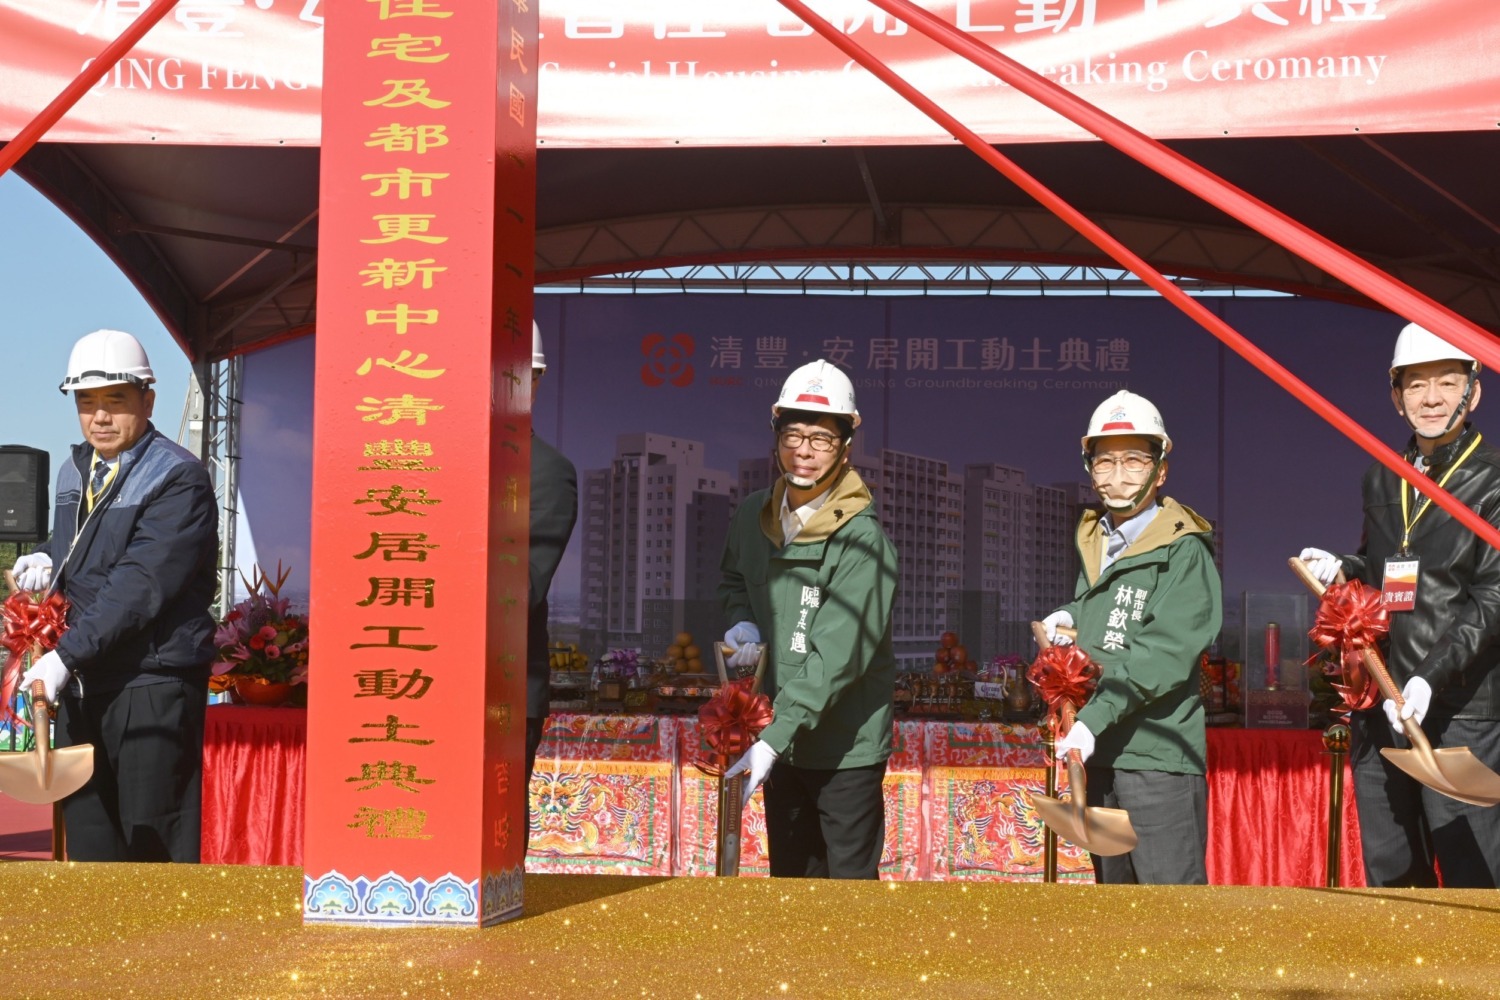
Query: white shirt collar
xmin=780 ymin=487 xmax=830 ymax=545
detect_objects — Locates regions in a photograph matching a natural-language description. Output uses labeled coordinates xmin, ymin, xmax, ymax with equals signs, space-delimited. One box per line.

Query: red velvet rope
xmin=1 ymin=590 xmax=70 ymax=725
xmin=695 ymin=678 xmax=774 ymax=777
xmin=1308 ymin=580 xmax=1388 ymax=714
xmin=1026 ymin=645 xmax=1102 ymax=729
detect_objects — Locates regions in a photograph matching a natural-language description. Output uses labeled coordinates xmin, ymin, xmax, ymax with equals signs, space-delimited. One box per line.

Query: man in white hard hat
xmin=1299 ymin=321 xmax=1500 ymax=887
xmin=718 ymin=359 xmax=898 ymax=879
xmin=9 ymin=329 xmax=218 ymax=862
xmin=523 ymin=320 xmax=578 ymax=843
xmin=1041 ymin=389 xmax=1222 ymax=884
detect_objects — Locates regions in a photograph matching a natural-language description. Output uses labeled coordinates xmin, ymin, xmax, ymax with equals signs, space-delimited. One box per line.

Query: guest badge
xmin=1382 ymin=557 xmax=1418 ymax=611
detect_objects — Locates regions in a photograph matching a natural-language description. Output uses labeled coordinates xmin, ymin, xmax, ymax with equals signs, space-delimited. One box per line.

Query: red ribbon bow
xmin=695 ymin=677 xmax=774 ymax=777
xmin=1 ymin=589 xmax=70 ymax=726
xmin=1307 ymin=579 xmax=1387 ymax=715
xmin=1026 ymin=644 xmax=1102 ymax=728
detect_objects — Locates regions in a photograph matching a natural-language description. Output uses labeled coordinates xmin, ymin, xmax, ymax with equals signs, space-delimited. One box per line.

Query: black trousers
xmin=763 ymin=758 xmax=886 ymax=879
xmin=1350 ymin=711 xmax=1500 ymax=888
xmin=57 ymin=677 xmax=206 ymax=863
xmin=1084 ymin=766 xmax=1208 ymax=885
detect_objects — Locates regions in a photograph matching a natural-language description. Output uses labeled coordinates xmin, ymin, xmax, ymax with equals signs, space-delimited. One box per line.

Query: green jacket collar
xmin=1077 ymin=495 xmax=1214 ymax=584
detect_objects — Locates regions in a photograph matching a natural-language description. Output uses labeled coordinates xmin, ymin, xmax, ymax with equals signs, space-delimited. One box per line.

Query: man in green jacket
xmin=719 ymin=360 xmax=899 ymax=879
xmin=1042 ymin=390 xmax=1222 ymax=884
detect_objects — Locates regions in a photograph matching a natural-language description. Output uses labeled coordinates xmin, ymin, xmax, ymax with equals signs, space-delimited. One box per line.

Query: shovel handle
xmin=1287 ymin=557 xmax=1432 ymax=749
xmin=4 ymin=568 xmax=16 ymax=594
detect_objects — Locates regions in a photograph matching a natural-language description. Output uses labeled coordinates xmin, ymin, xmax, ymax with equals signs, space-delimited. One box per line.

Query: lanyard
xmin=1399 ymin=432 xmax=1482 ymax=554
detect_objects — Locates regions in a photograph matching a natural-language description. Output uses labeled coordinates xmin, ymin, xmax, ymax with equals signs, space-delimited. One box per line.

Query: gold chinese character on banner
xmin=368 ymin=0 xmax=453 ymax=19
xmin=355 ymin=396 xmax=444 ymax=426
xmin=364 ymin=79 xmax=452 ymax=109
xmin=353 ymin=667 xmax=435 ymax=699
xmin=353 ymin=530 xmax=440 ymax=561
xmin=347 ymin=806 xmax=434 ymax=839
xmin=365 ymin=123 xmax=450 ymax=153
xmin=365 ymin=305 xmax=441 ymax=333
xmin=349 ymin=624 xmax=438 ymax=651
xmin=362 ymin=215 xmax=447 ymax=244
xmin=369 ymin=34 xmax=450 ymax=63
xmin=358 ymin=576 xmax=437 ymax=608
xmin=349 ymin=714 xmax=435 ymax=745
xmin=357 ymin=351 xmax=446 ymax=379
xmin=363 ymin=167 xmax=450 ymax=199
xmin=353 ymin=484 xmax=442 ymax=515
xmin=346 ymin=759 xmax=436 ymax=792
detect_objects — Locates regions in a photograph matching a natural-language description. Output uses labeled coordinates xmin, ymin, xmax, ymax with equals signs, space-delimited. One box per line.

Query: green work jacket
xmin=1061 ymin=496 xmax=1222 ymax=775
xmin=719 ymin=468 xmax=898 ymax=769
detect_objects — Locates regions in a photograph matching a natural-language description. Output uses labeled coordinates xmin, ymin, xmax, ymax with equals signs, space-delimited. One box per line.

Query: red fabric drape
xmin=1206 ymin=727 xmax=1364 ymax=887
xmin=197 ymin=710 xmax=1363 ymax=885
xmin=201 ymin=705 xmax=306 ymax=866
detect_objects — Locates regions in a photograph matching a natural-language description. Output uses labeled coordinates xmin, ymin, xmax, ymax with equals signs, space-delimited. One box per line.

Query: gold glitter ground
xmin=2 ymin=864 xmax=1498 ymax=998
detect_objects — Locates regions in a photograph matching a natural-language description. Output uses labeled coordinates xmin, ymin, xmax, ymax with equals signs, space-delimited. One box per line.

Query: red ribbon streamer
xmin=1026 ymin=644 xmax=1102 ymax=729
xmin=1308 ymin=580 xmax=1388 ymax=715
xmin=695 ymin=678 xmax=774 ymax=777
xmin=1 ymin=589 xmax=70 ymax=726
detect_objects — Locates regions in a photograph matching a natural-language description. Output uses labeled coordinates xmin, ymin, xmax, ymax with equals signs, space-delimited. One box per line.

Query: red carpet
xmin=0 ymin=797 xmax=51 ymax=860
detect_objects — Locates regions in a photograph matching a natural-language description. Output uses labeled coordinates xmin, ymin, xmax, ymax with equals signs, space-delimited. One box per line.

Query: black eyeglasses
xmin=778 ymin=430 xmax=841 ymax=453
xmin=1090 ymin=452 xmax=1155 ymax=476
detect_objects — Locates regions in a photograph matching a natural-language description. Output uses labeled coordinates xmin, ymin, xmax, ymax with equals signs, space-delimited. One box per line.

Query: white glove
xmin=1383 ymin=675 xmax=1433 ymax=732
xmin=12 ymin=552 xmax=52 ymax=592
xmin=724 ymin=622 xmax=763 ymax=670
xmin=1041 ymin=609 xmax=1074 ymax=646
xmin=1055 ymin=719 xmax=1096 ymax=764
xmin=21 ymin=650 xmax=70 ymax=704
xmin=723 ymin=740 xmax=778 ymax=809
xmin=1299 ymin=547 xmax=1342 ymax=587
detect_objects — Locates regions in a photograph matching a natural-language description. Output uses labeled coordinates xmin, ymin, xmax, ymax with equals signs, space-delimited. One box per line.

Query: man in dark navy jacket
xmin=14 ymin=329 xmax=218 ymax=862
xmin=524 ymin=321 xmax=577 ymax=842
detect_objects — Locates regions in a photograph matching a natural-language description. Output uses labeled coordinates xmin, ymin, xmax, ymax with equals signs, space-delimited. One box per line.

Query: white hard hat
xmin=1389 ymin=321 xmax=1478 ymax=386
xmin=59 ymin=328 xmax=156 ymax=394
xmin=532 ymin=320 xmax=547 ymax=372
xmin=772 ymin=360 xmax=860 ymax=429
xmin=1081 ymin=390 xmax=1171 ymax=455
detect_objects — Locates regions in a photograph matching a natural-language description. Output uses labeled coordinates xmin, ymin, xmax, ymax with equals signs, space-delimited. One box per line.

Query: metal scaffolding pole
xmin=184 ymin=356 xmax=241 ymax=615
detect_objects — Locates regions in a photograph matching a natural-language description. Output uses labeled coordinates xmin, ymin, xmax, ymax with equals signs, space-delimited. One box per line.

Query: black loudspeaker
xmin=0 ymin=445 xmax=49 ymax=542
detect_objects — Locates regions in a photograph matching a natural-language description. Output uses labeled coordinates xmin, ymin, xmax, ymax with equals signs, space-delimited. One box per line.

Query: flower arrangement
xmin=208 ymin=563 xmax=308 ymax=699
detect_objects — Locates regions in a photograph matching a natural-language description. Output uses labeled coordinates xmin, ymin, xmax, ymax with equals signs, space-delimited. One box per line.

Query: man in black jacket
xmin=524 ymin=320 xmax=578 ymax=842
xmin=14 ymin=329 xmax=218 ymax=862
xmin=1300 ymin=321 xmax=1500 ymax=887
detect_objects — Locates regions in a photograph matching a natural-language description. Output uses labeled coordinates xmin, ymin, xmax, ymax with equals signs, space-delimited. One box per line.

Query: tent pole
xmin=776 ymin=0 xmax=1500 ymax=557
xmin=0 ymin=0 xmax=181 ymax=178
xmin=862 ymin=0 xmax=1500 ymax=373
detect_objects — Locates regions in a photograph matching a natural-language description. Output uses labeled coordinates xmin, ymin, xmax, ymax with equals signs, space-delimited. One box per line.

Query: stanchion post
xmin=1322 ymin=723 xmax=1350 ymax=888
xmin=1043 ymin=717 xmax=1058 ymax=884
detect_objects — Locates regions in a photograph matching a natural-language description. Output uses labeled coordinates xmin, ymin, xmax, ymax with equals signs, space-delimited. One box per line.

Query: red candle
xmin=1264 ymin=622 xmax=1281 ymax=690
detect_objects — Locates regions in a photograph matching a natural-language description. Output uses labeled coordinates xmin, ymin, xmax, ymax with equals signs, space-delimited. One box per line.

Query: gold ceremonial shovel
xmin=1289 ymin=557 xmax=1500 ymax=807
xmin=0 ymin=680 xmax=93 ymax=805
xmin=0 ymin=570 xmax=94 ymax=805
xmin=1025 ymin=621 xmax=1138 ymax=856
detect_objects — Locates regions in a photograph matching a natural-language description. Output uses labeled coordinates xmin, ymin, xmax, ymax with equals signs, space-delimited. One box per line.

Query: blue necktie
xmin=88 ymin=462 xmax=112 ymax=512
xmin=1103 ymin=527 xmax=1128 ymax=567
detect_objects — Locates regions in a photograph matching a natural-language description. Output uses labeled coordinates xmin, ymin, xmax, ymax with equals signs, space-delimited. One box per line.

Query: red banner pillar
xmin=303 ymin=0 xmax=537 ymax=927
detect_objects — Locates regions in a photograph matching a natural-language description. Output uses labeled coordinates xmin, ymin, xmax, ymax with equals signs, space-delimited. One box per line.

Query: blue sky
xmin=1 ymin=173 xmax=192 ymax=485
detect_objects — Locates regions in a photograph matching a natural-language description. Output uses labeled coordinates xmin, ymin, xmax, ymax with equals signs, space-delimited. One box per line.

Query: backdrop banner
xmin=3 ymin=0 xmax=1495 ymax=147
xmin=243 ymin=291 xmax=1408 ymax=672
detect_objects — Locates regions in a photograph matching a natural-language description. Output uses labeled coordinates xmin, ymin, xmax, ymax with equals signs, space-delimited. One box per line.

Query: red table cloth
xmin=200 ymin=706 xmax=1365 ymax=886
